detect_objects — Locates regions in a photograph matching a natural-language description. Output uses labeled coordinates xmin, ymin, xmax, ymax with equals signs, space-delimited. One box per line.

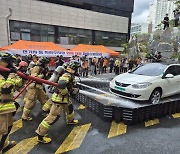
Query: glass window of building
xmin=107 ymin=0 xmax=117 ymax=6
xmin=31 ymin=23 xmax=41 ymax=41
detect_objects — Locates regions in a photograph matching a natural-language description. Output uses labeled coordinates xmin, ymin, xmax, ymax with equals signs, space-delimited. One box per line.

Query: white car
xmin=110 ymin=63 xmax=180 ymax=104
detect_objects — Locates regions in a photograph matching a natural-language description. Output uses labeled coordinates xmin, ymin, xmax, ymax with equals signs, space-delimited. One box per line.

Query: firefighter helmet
xmin=0 ymin=52 xmax=16 ymax=64
xmin=62 ymin=62 xmax=68 ymax=69
xmin=18 ymin=61 xmax=28 ymax=69
xmin=38 ymin=57 xmax=50 ymax=65
xmin=68 ymin=60 xmax=81 ymax=70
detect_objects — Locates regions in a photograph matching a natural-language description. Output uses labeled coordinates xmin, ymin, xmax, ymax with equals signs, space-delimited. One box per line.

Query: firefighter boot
xmin=67 ymin=119 xmax=79 ymax=125
xmin=37 ymin=135 xmax=51 ymax=144
xmin=3 ymin=141 xmax=16 ymax=152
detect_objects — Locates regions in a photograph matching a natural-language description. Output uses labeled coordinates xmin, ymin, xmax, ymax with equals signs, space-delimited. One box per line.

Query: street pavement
xmin=5 ymin=73 xmax=180 ymax=154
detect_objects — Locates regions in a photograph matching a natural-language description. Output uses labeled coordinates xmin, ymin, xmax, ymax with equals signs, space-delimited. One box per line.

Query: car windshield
xmin=130 ymin=63 xmax=167 ymax=76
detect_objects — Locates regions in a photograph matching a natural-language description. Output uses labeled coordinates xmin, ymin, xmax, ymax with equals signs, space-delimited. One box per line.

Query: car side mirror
xmin=164 ymin=74 xmax=174 ymax=78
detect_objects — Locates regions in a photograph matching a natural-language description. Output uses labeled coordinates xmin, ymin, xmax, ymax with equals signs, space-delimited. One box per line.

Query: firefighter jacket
xmin=49 ymin=66 xmax=65 ymax=83
xmin=51 ymin=72 xmax=77 ymax=104
xmin=0 ymin=72 xmax=22 ymax=115
xmin=28 ymin=65 xmax=46 ymax=89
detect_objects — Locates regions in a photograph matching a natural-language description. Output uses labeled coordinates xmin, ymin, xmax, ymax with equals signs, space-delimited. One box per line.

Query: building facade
xmin=148 ymin=0 xmax=176 ymax=31
xmin=130 ymin=23 xmax=149 ymax=35
xmin=0 ymin=0 xmax=134 ymax=51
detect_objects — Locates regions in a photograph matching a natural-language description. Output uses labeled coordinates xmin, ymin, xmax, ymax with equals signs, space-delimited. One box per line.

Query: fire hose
xmin=0 ymin=66 xmax=58 ymax=100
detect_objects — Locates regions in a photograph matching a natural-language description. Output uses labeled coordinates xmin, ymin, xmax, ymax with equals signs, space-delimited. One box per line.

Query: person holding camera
xmin=173 ymin=9 xmax=180 ymax=27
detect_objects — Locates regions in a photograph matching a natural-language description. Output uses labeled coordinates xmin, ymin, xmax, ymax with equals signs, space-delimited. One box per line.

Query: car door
xmin=162 ymin=65 xmax=180 ymax=96
xmin=175 ymin=65 xmax=180 ymax=93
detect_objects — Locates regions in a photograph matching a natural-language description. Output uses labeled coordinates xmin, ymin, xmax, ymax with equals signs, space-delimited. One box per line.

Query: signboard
xmin=8 ymin=49 xmax=110 ymax=58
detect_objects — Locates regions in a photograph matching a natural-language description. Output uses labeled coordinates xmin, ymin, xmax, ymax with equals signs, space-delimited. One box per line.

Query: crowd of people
xmin=12 ymin=52 xmax=162 ymax=78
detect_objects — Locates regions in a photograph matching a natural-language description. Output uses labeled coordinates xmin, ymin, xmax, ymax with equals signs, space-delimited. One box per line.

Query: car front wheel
xmin=149 ymin=89 xmax=161 ymax=104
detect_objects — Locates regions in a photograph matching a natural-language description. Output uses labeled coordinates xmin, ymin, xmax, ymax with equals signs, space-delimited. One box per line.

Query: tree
xmin=168 ymin=0 xmax=180 ymax=9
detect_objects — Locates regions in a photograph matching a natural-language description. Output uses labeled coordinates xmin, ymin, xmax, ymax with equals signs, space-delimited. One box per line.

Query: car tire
xmin=149 ymin=89 xmax=162 ymax=104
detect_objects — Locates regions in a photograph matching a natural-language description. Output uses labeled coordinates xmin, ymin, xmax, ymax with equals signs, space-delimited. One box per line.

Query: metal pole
xmin=6 ymin=8 xmax=12 ymax=45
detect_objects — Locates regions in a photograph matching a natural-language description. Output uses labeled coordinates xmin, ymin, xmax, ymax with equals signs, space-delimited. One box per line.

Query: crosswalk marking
xmin=108 ymin=121 xmax=127 ymax=138
xmin=145 ymin=119 xmax=159 ymax=127
xmin=172 ymin=113 xmax=180 ymax=118
xmin=78 ymin=104 xmax=86 ymax=110
xmin=10 ymin=119 xmax=23 ymax=135
xmin=55 ymin=123 xmax=91 ymax=154
xmin=5 ymin=137 xmax=38 ymax=154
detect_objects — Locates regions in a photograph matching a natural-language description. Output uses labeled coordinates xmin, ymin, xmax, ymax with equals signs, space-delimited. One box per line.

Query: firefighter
xmin=0 ymin=52 xmax=22 ymax=153
xmin=42 ymin=62 xmax=68 ymax=112
xmin=21 ymin=57 xmax=50 ymax=121
xmin=35 ymin=60 xmax=80 ymax=143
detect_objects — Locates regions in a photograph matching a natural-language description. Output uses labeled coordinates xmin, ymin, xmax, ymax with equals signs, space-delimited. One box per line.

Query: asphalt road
xmin=5 ymin=73 xmax=180 ymax=154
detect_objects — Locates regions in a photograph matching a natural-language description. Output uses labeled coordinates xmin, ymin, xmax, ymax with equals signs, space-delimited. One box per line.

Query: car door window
xmin=165 ymin=66 xmax=178 ymax=76
xmin=175 ymin=66 xmax=180 ymax=75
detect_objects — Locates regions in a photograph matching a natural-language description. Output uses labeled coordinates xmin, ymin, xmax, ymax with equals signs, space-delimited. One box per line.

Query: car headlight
xmin=132 ymin=82 xmax=152 ymax=89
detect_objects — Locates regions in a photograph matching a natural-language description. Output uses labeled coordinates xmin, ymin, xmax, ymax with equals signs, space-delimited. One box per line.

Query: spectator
xmin=123 ymin=58 xmax=128 ymax=73
xmin=103 ymin=57 xmax=108 ymax=73
xmin=90 ymin=57 xmax=96 ymax=76
xmin=128 ymin=56 xmax=134 ymax=70
xmin=81 ymin=58 xmax=88 ymax=77
xmin=109 ymin=58 xmax=114 ymax=73
xmin=155 ymin=52 xmax=162 ymax=62
xmin=120 ymin=58 xmax=124 ymax=73
xmin=163 ymin=13 xmax=169 ymax=30
xmin=114 ymin=57 xmax=121 ymax=75
xmin=94 ymin=57 xmax=98 ymax=75
xmin=98 ymin=57 xmax=104 ymax=74
xmin=173 ymin=9 xmax=180 ymax=27
xmin=135 ymin=57 xmax=141 ymax=67
xmin=28 ymin=55 xmax=38 ymax=71
xmin=55 ymin=55 xmax=64 ymax=68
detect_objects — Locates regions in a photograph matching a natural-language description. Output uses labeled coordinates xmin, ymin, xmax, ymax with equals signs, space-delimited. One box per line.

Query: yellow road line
xmin=78 ymin=104 xmax=86 ymax=110
xmin=108 ymin=121 xmax=127 ymax=138
xmin=55 ymin=123 xmax=91 ymax=154
xmin=10 ymin=119 xmax=23 ymax=135
xmin=172 ymin=113 xmax=180 ymax=118
xmin=5 ymin=137 xmax=38 ymax=154
xmin=145 ymin=119 xmax=159 ymax=127
xmin=96 ymin=94 xmax=108 ymax=99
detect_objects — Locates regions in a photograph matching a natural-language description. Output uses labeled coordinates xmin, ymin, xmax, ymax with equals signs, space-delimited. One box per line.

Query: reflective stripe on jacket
xmin=0 ymin=103 xmax=16 ymax=114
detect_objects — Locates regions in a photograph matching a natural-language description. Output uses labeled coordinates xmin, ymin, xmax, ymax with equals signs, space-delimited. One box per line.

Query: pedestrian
xmin=163 ymin=13 xmax=169 ymax=30
xmin=22 ymin=57 xmax=50 ymax=121
xmin=173 ymin=9 xmax=180 ymax=27
xmin=35 ymin=61 xmax=80 ymax=143
xmin=0 ymin=52 xmax=22 ymax=153
xmin=109 ymin=58 xmax=114 ymax=73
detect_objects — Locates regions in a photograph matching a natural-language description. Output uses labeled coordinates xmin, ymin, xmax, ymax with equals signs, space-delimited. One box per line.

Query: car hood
xmin=114 ymin=73 xmax=159 ymax=84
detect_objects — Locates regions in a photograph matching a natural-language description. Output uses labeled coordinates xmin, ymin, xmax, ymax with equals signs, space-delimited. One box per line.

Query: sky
xmin=132 ymin=0 xmax=151 ymax=23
